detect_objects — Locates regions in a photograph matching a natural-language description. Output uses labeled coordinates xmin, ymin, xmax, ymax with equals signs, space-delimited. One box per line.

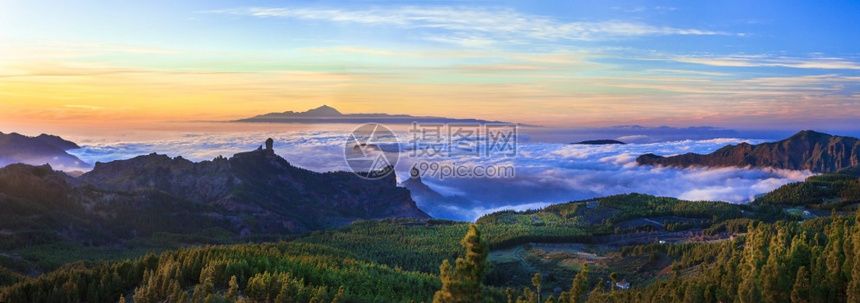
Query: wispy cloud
xmin=64 ymin=104 xmax=104 ymax=110
xmin=672 ymin=54 xmax=860 ymax=70
xmin=0 ymin=41 xmax=179 ymax=61
xmin=204 ymin=6 xmax=729 ymax=45
xmin=586 ymin=73 xmax=860 ymax=96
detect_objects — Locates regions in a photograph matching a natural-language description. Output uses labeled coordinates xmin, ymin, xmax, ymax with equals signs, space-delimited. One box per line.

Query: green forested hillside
xmin=0 ymin=242 xmax=440 ymax=303
xmin=298 ymin=219 xmax=590 ymax=274
xmin=754 ymin=173 xmax=860 ymax=209
xmin=8 ymin=210 xmax=860 ymax=303
xmin=3 ymin=174 xmax=860 ymax=302
xmin=590 ymin=215 xmax=860 ymax=302
xmin=477 ymin=193 xmax=745 ymax=235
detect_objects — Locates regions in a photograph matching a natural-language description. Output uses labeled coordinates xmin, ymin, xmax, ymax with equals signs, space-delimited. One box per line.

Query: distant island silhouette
xmin=572 ymin=139 xmax=626 ymax=145
xmin=233 ymin=105 xmax=520 ymax=125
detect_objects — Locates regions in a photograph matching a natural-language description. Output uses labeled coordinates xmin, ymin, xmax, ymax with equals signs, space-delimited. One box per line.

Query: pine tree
xmin=331 ymin=286 xmax=345 ymax=303
xmin=433 ymin=223 xmax=489 ymax=303
xmin=434 ymin=260 xmax=456 ymax=303
xmin=738 ymin=225 xmax=763 ymax=303
xmin=810 ymin=246 xmax=829 ymax=303
xmin=556 ymin=291 xmax=569 ymax=303
xmin=86 ymin=280 xmax=100 ymax=303
xmin=791 ymin=266 xmax=810 ymax=303
xmin=569 ymin=264 xmax=589 ymax=303
xmin=849 ymin=219 xmax=860 ymax=303
xmin=588 ymin=279 xmax=604 ymax=299
xmin=843 ymin=225 xmax=855 ymax=282
xmin=789 ymin=232 xmax=812 ymax=277
xmin=825 ymin=221 xmax=847 ymax=302
xmin=532 ymin=273 xmax=542 ymax=302
xmin=683 ymin=284 xmax=701 ymax=303
xmin=457 ymin=223 xmax=489 ymax=292
xmin=737 ymin=266 xmax=758 ymax=303
xmin=762 ymin=238 xmax=789 ymax=303
xmin=851 ymin=211 xmax=860 ymax=303
xmin=168 ymin=280 xmax=184 ymax=302
xmin=192 ymin=277 xmax=215 ymax=303
xmin=226 ymin=275 xmax=240 ymax=301
xmin=522 ymin=287 xmax=537 ymax=303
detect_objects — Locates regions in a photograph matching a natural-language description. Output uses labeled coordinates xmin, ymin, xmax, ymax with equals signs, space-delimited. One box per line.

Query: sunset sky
xmin=1 ymin=0 xmax=859 ymax=132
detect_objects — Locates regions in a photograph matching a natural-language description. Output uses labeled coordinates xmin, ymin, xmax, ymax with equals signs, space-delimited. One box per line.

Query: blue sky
xmin=1 ymin=0 xmax=859 ymax=131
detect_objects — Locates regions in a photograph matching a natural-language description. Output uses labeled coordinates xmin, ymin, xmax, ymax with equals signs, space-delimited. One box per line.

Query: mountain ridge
xmin=0 ymin=139 xmax=428 ymax=255
xmin=79 ymin=141 xmax=430 ymax=233
xmin=636 ymin=130 xmax=860 ymax=173
xmin=0 ymin=132 xmax=89 ymax=171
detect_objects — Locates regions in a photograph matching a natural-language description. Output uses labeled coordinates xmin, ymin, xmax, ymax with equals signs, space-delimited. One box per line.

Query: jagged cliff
xmin=401 ymin=168 xmax=473 ymax=218
xmin=0 ymin=140 xmax=428 ymax=249
xmin=78 ymin=141 xmax=429 ymax=232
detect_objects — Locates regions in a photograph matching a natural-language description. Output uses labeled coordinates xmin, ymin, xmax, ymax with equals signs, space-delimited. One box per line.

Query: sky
xmin=1 ymin=0 xmax=860 ymax=132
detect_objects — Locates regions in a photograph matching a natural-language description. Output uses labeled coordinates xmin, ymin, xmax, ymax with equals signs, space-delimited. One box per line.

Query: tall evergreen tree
xmin=532 ymin=273 xmax=542 ymax=302
xmin=434 ymin=260 xmax=456 ymax=303
xmin=762 ymin=237 xmax=789 ymax=303
xmin=433 ymin=223 xmax=489 ymax=303
xmin=226 ymin=275 xmax=240 ymax=301
xmin=569 ymin=264 xmax=589 ymax=303
xmin=791 ymin=266 xmax=811 ymax=303
xmin=849 ymin=219 xmax=860 ymax=303
xmin=825 ymin=220 xmax=847 ymax=302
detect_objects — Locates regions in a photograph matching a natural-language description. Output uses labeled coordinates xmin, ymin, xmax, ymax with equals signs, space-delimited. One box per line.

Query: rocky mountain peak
xmin=303 ymin=105 xmax=343 ymax=117
xmin=78 ymin=139 xmax=428 ymax=233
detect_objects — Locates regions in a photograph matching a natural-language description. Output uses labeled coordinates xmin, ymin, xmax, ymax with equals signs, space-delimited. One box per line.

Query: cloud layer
xmin=69 ymin=129 xmax=812 ymax=221
xmin=400 ymin=138 xmax=811 ymax=220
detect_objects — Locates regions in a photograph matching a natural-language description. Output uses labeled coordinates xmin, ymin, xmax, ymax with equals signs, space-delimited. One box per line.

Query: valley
xmin=0 ymin=132 xmax=859 ymax=302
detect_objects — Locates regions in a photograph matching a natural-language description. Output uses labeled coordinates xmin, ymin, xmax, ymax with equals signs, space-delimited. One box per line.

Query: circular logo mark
xmin=344 ymin=123 xmax=400 ymax=180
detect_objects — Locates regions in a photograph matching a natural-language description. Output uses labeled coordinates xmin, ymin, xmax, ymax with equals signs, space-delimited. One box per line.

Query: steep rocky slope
xmin=0 ymin=140 xmax=428 ymax=251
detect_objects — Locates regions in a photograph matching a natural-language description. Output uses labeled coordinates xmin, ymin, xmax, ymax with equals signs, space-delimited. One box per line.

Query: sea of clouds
xmin=69 ymin=130 xmax=812 ymax=221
